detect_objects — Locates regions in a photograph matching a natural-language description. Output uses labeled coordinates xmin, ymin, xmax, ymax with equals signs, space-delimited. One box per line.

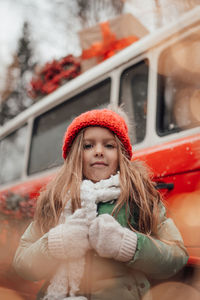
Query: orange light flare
xmin=189 ymin=89 xmax=200 ymax=122
xmin=166 ymin=190 xmax=200 ymax=258
xmin=173 ymin=88 xmax=200 ymax=128
xmin=157 ymin=33 xmax=200 ymax=83
xmin=170 ymin=36 xmax=200 ymax=74
xmin=143 ymin=281 xmax=200 ymax=300
xmin=0 ymin=287 xmax=25 ymax=300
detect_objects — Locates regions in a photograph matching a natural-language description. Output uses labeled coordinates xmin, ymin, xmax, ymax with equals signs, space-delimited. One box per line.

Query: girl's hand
xmin=89 ymin=214 xmax=137 ymax=262
xmin=48 ymin=209 xmax=90 ymax=260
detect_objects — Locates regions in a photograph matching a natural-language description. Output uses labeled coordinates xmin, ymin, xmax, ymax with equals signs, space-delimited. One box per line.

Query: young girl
xmin=13 ymin=107 xmax=188 ymax=300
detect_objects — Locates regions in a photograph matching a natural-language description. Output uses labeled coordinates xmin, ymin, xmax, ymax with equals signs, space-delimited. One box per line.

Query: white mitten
xmin=48 ymin=209 xmax=90 ymax=260
xmin=89 ymin=214 xmax=137 ymax=262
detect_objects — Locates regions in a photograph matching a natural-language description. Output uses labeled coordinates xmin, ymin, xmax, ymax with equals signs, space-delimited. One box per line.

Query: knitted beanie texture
xmin=62 ymin=109 xmax=132 ymax=160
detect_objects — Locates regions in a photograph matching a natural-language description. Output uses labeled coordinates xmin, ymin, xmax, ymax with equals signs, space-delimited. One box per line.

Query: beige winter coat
xmin=13 ymin=202 xmax=188 ymax=300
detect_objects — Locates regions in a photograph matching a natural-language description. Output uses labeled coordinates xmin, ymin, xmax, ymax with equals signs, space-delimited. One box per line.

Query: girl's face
xmin=83 ymin=127 xmax=119 ymax=182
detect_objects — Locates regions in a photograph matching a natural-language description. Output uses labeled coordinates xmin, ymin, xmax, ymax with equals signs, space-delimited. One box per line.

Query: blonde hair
xmin=35 ymin=128 xmax=161 ymax=237
xmin=113 ymin=136 xmax=160 ymax=236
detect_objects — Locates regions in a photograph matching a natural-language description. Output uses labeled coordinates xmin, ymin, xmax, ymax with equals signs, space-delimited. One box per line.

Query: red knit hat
xmin=62 ymin=109 xmax=133 ymax=160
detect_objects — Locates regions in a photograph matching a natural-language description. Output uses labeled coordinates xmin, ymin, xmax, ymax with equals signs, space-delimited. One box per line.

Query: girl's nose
xmin=95 ymin=144 xmax=104 ymax=156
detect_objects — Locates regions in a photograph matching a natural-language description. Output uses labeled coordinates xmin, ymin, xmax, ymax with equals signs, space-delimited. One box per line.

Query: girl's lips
xmin=91 ymin=162 xmax=108 ymax=166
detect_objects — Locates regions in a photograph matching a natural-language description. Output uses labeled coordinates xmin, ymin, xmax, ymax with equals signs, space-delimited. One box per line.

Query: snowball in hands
xmin=48 ymin=209 xmax=90 ymax=260
xmin=89 ymin=214 xmax=138 ymax=262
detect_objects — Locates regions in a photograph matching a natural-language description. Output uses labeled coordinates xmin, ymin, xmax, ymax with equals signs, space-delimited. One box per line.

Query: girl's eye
xmin=105 ymin=144 xmax=115 ymax=148
xmin=83 ymin=144 xmax=93 ymax=149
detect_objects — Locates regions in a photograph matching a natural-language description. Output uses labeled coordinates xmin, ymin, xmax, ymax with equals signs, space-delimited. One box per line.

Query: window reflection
xmin=157 ymin=32 xmax=200 ymax=134
xmin=0 ymin=126 xmax=27 ymax=185
xmin=119 ymin=60 xmax=149 ymax=144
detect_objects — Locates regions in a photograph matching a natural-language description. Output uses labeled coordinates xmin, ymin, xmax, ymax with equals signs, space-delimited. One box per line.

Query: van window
xmin=119 ymin=60 xmax=149 ymax=144
xmin=28 ymin=78 xmax=111 ymax=175
xmin=157 ymin=32 xmax=200 ymax=135
xmin=0 ymin=126 xmax=27 ymax=185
